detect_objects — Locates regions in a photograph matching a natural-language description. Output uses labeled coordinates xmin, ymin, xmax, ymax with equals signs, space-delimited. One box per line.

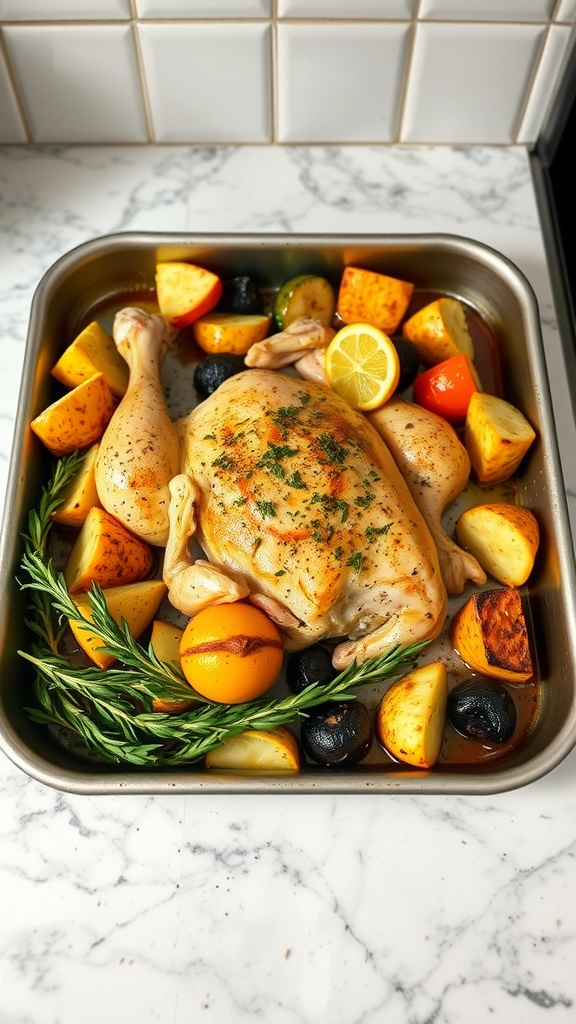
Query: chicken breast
xmin=167 ymin=370 xmax=447 ymax=667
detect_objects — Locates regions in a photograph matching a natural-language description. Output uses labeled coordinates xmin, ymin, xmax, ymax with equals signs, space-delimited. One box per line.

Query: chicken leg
xmin=94 ymin=308 xmax=180 ymax=546
xmin=368 ymin=399 xmax=487 ymax=594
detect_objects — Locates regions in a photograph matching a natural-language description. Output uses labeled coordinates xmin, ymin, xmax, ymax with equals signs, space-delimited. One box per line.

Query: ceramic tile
xmin=401 ymin=22 xmax=545 ymax=143
xmin=0 ymin=0 xmax=130 ymax=18
xmin=418 ymin=0 xmax=554 ymax=18
xmin=555 ymin=0 xmax=576 ymax=19
xmin=517 ymin=24 xmax=573 ymax=141
xmin=138 ymin=23 xmax=271 ymax=142
xmin=0 ymin=51 xmax=26 ymax=143
xmin=277 ymin=0 xmax=414 ymax=16
xmin=134 ymin=0 xmax=270 ymax=15
xmin=277 ymin=22 xmax=409 ymax=143
xmin=3 ymin=26 xmax=148 ymax=143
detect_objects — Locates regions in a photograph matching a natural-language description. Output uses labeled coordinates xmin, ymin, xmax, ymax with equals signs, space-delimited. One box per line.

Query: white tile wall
xmin=277 ymin=22 xmax=410 ymax=143
xmin=401 ymin=22 xmax=546 ymax=143
xmin=138 ymin=23 xmax=271 ymax=143
xmin=0 ymin=3 xmax=573 ymax=145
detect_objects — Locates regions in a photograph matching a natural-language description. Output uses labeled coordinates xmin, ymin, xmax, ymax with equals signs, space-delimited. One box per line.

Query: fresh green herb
xmin=203 ymin=433 xmax=217 ymax=441
xmin=256 ymin=443 xmax=299 ymax=480
xmin=233 ymin=496 xmax=247 ymax=506
xmin=274 ymin=570 xmax=286 ymax=577
xmin=366 ymin=524 xmax=392 ymax=543
xmin=334 ymin=546 xmax=343 ymax=561
xmin=310 ymin=492 xmax=350 ymax=523
xmin=316 ymin=433 xmax=348 ymax=465
xmin=17 ymin=454 xmax=428 ymax=767
xmin=346 ymin=552 xmax=366 ymax=573
xmin=212 ymin=454 xmax=234 ymax=471
xmin=285 ymin=471 xmax=307 ymax=490
xmin=355 ymin=492 xmax=375 ymax=508
xmin=256 ymin=500 xmax=276 ymax=519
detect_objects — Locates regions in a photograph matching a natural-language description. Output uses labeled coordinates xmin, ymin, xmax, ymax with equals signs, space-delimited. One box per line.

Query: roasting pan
xmin=1 ymin=232 xmax=575 ymax=795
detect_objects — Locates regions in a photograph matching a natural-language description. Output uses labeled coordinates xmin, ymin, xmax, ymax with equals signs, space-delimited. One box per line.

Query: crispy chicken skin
xmin=166 ymin=370 xmax=447 ymax=668
xmin=96 ymin=309 xmax=449 ymax=668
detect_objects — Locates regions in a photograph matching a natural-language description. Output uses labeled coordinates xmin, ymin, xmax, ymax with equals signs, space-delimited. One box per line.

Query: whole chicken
xmin=96 ymin=309 xmax=450 ymax=668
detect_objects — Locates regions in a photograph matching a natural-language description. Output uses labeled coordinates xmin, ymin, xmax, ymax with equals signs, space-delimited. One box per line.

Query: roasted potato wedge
xmin=376 ymin=662 xmax=447 ymax=769
xmin=336 ymin=266 xmax=413 ymax=334
xmin=465 ymin=391 xmax=536 ymax=484
xmin=455 ymin=503 xmax=540 ymax=586
xmin=192 ymin=312 xmax=270 ymax=355
xmin=52 ymin=321 xmax=129 ymax=398
xmin=450 ymin=587 xmax=533 ymax=683
xmin=50 ymin=444 xmax=101 ymax=528
xmin=205 ymin=726 xmax=300 ymax=771
xmin=31 ymin=373 xmax=116 ymax=457
xmin=65 ymin=507 xmax=154 ymax=594
xmin=69 ymin=579 xmax=167 ymax=670
xmin=150 ymin=619 xmax=184 ymax=666
xmin=402 ymin=297 xmax=474 ymax=366
xmin=149 ymin=621 xmax=195 ymax=713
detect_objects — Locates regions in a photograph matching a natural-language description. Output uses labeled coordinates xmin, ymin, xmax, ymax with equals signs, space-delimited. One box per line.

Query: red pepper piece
xmin=412 ymin=353 xmax=479 ymax=423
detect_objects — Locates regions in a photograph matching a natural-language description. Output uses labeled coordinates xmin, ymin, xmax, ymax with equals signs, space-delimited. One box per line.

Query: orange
xmin=179 ymin=602 xmax=284 ymax=704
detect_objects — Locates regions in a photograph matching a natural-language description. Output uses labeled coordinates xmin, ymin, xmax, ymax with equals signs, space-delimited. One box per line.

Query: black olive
xmin=286 ymin=644 xmax=337 ymax=695
xmin=447 ymin=679 xmax=517 ymax=744
xmin=301 ymin=701 xmax=372 ymax=767
xmin=193 ymin=354 xmax=247 ymax=399
xmin=218 ymin=276 xmax=263 ymax=315
xmin=392 ymin=337 xmax=420 ymax=393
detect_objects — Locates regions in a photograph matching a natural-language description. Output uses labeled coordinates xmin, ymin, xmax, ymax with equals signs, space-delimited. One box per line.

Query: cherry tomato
xmin=412 ymin=353 xmax=478 ymax=423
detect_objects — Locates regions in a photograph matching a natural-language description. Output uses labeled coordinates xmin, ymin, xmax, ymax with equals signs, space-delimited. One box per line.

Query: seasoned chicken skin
xmin=165 ymin=370 xmax=447 ymax=668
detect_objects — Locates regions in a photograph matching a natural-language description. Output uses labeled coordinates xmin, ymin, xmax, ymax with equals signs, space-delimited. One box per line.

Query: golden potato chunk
xmin=455 ymin=503 xmax=539 ymax=587
xmin=450 ymin=587 xmax=533 ymax=683
xmin=69 ymin=579 xmax=167 ymax=670
xmin=376 ymin=661 xmax=447 ymax=769
xmin=52 ymin=321 xmax=129 ymax=398
xmin=31 ymin=373 xmax=116 ymax=457
xmin=50 ymin=444 xmax=101 ymax=528
xmin=465 ymin=391 xmax=536 ymax=484
xmin=205 ymin=727 xmax=300 ymax=771
xmin=65 ymin=506 xmax=154 ymax=594
xmin=402 ymin=297 xmax=474 ymax=366
xmin=336 ymin=266 xmax=414 ymax=334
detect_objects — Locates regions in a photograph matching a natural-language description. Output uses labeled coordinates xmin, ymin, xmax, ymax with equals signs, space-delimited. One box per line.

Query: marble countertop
xmin=1 ymin=145 xmax=576 ymax=1024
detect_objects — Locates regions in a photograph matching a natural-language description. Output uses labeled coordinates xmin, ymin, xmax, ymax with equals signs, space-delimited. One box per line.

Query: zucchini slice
xmin=273 ymin=274 xmax=336 ymax=329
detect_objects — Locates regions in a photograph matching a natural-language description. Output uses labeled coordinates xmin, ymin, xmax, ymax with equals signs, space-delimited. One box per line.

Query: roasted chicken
xmin=94 ymin=308 xmax=482 ymax=667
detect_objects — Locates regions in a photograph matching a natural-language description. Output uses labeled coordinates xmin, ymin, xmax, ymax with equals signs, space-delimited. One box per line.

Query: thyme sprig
xmin=18 ymin=453 xmax=428 ymax=768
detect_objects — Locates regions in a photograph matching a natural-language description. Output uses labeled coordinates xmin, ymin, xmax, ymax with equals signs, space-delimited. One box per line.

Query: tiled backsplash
xmin=0 ymin=0 xmax=574 ymax=146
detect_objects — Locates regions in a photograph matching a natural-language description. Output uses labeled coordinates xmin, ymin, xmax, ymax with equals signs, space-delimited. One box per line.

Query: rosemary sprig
xmin=18 ymin=453 xmax=428 ymax=767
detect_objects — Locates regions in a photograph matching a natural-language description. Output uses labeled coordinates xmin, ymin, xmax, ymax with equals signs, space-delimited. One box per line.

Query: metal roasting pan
xmin=1 ymin=232 xmax=575 ymax=796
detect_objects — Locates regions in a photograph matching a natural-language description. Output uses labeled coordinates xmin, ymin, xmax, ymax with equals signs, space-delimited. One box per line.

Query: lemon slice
xmin=324 ymin=323 xmax=400 ymax=411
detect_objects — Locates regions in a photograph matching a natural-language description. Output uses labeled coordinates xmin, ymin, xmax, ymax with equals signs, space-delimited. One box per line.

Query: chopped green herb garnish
xmin=365 ymin=523 xmax=392 ymax=543
xmin=212 ymin=454 xmax=234 ymax=470
xmin=346 ymin=552 xmax=366 ymax=573
xmin=334 ymin=546 xmax=343 ymax=561
xmin=316 ymin=433 xmax=348 ymax=465
xmin=310 ymin=492 xmax=350 ymax=523
xmin=257 ymin=501 xmax=276 ymax=519
xmin=256 ymin=443 xmax=299 ymax=479
xmin=286 ymin=470 xmax=307 ymax=490
xmin=355 ymin=492 xmax=375 ymax=508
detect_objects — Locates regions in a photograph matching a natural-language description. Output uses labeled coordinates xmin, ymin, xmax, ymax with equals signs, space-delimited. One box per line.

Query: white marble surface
xmin=1 ymin=144 xmax=576 ymax=1023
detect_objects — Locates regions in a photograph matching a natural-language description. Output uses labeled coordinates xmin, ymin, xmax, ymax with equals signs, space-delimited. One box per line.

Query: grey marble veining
xmin=1 ymin=144 xmax=576 ymax=1024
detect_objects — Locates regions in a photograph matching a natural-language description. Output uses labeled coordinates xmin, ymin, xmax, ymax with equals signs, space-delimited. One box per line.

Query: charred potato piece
xmin=450 ymin=587 xmax=533 ymax=683
xmin=64 ymin=506 xmax=154 ymax=594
